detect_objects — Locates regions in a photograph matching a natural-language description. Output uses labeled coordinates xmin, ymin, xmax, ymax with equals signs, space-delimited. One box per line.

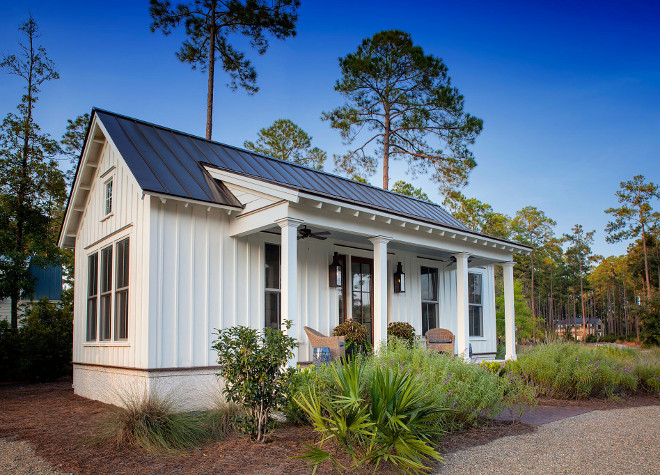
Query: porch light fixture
xmin=329 ymin=252 xmax=342 ymax=287
xmin=393 ymin=261 xmax=406 ymax=293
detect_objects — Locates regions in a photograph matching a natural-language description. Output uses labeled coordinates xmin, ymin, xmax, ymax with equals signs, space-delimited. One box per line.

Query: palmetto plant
xmin=295 ymin=358 xmax=446 ymax=474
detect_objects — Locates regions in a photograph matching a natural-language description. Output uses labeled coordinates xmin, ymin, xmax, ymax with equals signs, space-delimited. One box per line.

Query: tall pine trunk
xmin=382 ymin=112 xmax=390 ymax=189
xmin=641 ymin=222 xmax=651 ymax=299
xmin=11 ymin=29 xmax=36 ymax=329
xmin=205 ymin=4 xmax=216 ymax=140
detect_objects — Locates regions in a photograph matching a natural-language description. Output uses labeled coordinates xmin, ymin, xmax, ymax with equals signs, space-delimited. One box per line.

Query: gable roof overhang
xmin=57 ymin=110 xmax=244 ymax=249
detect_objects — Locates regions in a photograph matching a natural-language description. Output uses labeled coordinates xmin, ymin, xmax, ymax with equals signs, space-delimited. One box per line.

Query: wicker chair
xmin=425 ymin=328 xmax=455 ymax=354
xmin=304 ymin=326 xmax=346 ymax=361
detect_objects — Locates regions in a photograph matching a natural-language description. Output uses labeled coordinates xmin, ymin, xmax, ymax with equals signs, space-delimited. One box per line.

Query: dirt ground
xmin=0 ymin=380 xmax=657 ymax=474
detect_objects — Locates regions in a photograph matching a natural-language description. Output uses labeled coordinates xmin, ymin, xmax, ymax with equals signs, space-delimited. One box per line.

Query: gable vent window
xmin=104 ymin=178 xmax=113 ymax=216
xmin=86 ymin=237 xmax=130 ymax=342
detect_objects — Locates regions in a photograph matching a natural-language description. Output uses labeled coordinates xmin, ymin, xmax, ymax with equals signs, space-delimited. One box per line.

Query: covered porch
xmin=221 ymin=176 xmax=526 ymax=364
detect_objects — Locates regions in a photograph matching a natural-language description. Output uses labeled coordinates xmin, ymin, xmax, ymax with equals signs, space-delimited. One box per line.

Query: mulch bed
xmin=1 ymin=380 xmax=658 ymax=474
xmin=0 ymin=380 xmax=393 ymax=474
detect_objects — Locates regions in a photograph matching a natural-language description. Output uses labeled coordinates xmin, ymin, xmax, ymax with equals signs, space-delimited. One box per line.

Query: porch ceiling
xmin=260 ymin=226 xmax=506 ymax=269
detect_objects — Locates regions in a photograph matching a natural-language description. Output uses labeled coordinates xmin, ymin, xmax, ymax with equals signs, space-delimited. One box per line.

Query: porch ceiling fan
xmin=298 ymin=225 xmax=330 ymax=240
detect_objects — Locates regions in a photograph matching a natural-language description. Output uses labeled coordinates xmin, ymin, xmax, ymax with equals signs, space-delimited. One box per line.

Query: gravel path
xmin=438 ymin=405 xmax=660 ymax=474
xmin=0 ymin=438 xmax=64 ymax=475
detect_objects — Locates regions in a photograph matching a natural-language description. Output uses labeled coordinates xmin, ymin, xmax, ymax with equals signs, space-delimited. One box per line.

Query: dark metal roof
xmin=95 ymin=109 xmax=472 ymax=231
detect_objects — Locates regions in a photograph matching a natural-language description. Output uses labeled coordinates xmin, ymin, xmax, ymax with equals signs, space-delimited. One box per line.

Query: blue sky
xmin=1 ymin=0 xmax=659 ymax=257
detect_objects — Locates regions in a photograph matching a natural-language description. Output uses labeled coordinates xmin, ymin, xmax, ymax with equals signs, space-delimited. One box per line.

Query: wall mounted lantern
xmin=393 ymin=261 xmax=406 ymax=293
xmin=329 ymin=252 xmax=342 ymax=287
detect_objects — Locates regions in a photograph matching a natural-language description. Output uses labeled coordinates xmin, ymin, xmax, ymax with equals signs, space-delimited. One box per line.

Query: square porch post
xmin=369 ymin=236 xmax=391 ymax=351
xmin=454 ymin=252 xmax=470 ymax=359
xmin=502 ymin=261 xmax=517 ymax=360
xmin=275 ymin=217 xmax=303 ymax=367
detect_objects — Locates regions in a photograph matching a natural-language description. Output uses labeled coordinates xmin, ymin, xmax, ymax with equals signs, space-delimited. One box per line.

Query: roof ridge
xmin=91 ymin=108 xmax=455 ymax=212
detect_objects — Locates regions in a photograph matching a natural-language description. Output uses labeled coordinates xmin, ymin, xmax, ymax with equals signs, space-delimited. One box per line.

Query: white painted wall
xmin=72 ymin=141 xmax=151 ymax=369
xmin=145 ymin=198 xmax=499 ymax=365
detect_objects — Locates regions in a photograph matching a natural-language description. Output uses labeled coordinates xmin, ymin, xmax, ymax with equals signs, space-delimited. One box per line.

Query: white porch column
xmin=369 ymin=236 xmax=391 ymax=351
xmin=502 ymin=261 xmax=517 ymax=360
xmin=276 ymin=217 xmax=303 ymax=367
xmin=454 ymin=252 xmax=470 ymax=359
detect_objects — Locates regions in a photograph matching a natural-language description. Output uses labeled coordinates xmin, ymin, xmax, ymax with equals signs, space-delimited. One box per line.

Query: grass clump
xmin=99 ymin=391 xmax=209 ymax=454
xmin=514 ymin=342 xmax=660 ymax=399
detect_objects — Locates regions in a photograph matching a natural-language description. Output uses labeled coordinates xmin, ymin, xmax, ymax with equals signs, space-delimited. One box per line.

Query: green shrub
xmin=0 ymin=298 xmax=72 ymax=382
xmin=99 ymin=392 xmax=208 ymax=453
xmin=212 ymin=321 xmax=298 ymax=442
xmin=514 ymin=342 xmax=660 ymax=399
xmin=333 ymin=318 xmax=370 ymax=355
xmin=295 ymin=358 xmax=445 ymax=474
xmin=388 ymin=321 xmax=416 ymax=346
xmin=0 ymin=321 xmax=21 ymax=380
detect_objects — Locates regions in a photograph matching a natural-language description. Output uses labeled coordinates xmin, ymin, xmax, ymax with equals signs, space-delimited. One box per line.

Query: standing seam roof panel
xmin=95 ymin=109 xmax=474 ymax=232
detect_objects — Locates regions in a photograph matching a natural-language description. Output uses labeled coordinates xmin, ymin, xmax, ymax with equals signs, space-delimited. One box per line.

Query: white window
xmin=86 ymin=237 xmax=130 ymax=341
xmin=264 ymin=243 xmax=280 ymax=329
xmin=420 ymin=266 xmax=439 ymax=336
xmin=469 ymin=273 xmax=483 ymax=337
xmin=104 ymin=178 xmax=113 ymax=216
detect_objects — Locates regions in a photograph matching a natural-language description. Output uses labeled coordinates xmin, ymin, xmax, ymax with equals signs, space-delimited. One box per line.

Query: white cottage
xmin=58 ymin=109 xmax=530 ymax=409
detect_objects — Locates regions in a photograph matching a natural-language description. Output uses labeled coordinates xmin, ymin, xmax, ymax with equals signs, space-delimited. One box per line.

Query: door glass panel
xmin=351 ymin=259 xmax=373 ymax=343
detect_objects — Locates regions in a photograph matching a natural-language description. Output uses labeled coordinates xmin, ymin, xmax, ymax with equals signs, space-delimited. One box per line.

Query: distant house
xmin=554 ymin=317 xmax=604 ymax=340
xmin=0 ymin=263 xmax=63 ymax=324
xmin=58 ymin=109 xmax=531 ymax=409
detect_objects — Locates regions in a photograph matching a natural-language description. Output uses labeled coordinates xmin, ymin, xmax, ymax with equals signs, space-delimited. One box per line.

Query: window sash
xmin=421 ymin=267 xmax=439 ymax=336
xmin=105 ymin=179 xmax=113 ymax=215
xmin=86 ymin=253 xmax=98 ymax=341
xmin=99 ymin=245 xmax=113 ymax=341
xmin=114 ymin=238 xmax=129 ymax=340
xmin=265 ymin=243 xmax=281 ymax=329
xmin=468 ymin=273 xmax=483 ymax=337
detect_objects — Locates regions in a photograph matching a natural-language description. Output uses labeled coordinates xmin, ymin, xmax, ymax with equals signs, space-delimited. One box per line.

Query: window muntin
xmin=114 ymin=238 xmax=129 ymax=340
xmin=86 ymin=253 xmax=98 ymax=341
xmin=264 ymin=243 xmax=281 ymax=330
xmin=105 ymin=179 xmax=113 ymax=216
xmin=421 ymin=266 xmax=439 ymax=336
xmin=469 ymin=273 xmax=483 ymax=337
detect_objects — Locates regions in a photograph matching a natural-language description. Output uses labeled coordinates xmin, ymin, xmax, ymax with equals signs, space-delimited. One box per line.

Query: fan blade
xmin=311 ymin=231 xmax=331 ymax=236
xmin=312 ymin=235 xmax=328 ymax=240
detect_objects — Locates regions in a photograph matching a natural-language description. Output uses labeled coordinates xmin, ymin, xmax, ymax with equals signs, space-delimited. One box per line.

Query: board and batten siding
xmin=145 ymin=200 xmax=500 ymax=367
xmin=73 ymin=141 xmax=151 ymax=369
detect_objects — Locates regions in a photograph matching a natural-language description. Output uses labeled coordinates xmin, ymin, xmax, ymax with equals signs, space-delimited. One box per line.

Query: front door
xmin=351 ymin=257 xmax=374 ymax=344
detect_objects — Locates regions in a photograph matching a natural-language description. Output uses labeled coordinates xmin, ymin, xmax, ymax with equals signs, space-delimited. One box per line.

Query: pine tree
xmin=150 ymin=0 xmax=300 ymax=139
xmin=244 ymin=119 xmax=326 ymax=170
xmin=0 ymin=16 xmax=67 ymax=328
xmin=323 ymin=30 xmax=482 ymax=191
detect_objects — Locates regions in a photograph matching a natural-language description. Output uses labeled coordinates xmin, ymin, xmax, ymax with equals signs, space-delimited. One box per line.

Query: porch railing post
xmin=276 ymin=217 xmax=303 ymax=367
xmin=502 ymin=261 xmax=517 ymax=360
xmin=369 ymin=236 xmax=391 ymax=351
xmin=454 ymin=252 xmax=470 ymax=360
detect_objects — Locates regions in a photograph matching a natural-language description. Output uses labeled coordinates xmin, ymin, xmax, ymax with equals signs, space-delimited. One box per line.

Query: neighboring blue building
xmin=0 ymin=263 xmax=63 ymax=323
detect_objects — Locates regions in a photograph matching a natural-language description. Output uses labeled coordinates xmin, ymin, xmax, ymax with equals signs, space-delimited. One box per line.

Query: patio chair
xmin=304 ymin=326 xmax=346 ymax=361
xmin=425 ymin=328 xmax=455 ymax=354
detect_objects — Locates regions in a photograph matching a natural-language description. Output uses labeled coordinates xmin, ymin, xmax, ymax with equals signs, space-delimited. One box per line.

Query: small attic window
xmin=104 ymin=178 xmax=113 ymax=216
